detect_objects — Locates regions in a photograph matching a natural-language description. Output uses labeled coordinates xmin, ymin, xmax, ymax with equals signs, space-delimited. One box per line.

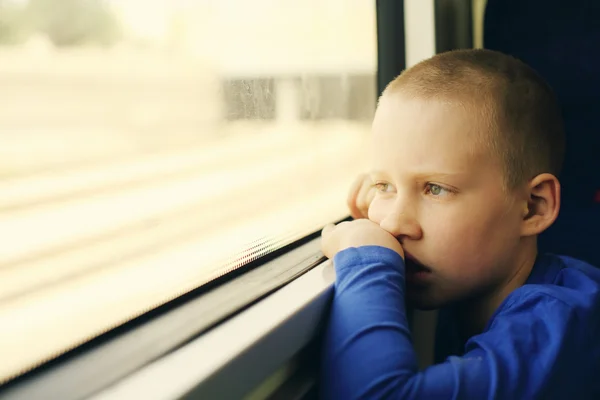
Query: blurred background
xmin=0 ymin=0 xmax=376 ymax=383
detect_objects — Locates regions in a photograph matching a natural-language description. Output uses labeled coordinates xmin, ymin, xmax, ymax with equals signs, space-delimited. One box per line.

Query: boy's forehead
xmin=371 ymin=94 xmax=494 ymax=175
xmin=374 ymin=93 xmax=478 ymax=134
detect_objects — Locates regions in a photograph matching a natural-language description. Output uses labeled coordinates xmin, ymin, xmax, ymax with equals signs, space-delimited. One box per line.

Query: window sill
xmin=1 ymin=235 xmax=333 ymax=400
xmin=91 ymin=244 xmax=334 ymax=399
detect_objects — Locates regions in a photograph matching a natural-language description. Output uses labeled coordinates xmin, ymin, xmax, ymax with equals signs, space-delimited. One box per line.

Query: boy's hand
xmin=348 ymin=173 xmax=376 ymax=219
xmin=321 ymin=219 xmax=404 ymax=260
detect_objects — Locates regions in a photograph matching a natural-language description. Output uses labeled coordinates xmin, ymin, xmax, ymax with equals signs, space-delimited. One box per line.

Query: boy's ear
xmin=521 ymin=173 xmax=561 ymax=237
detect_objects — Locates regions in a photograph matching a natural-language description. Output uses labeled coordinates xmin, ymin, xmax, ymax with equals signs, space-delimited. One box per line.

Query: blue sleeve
xmin=320 ymin=246 xmax=584 ymax=400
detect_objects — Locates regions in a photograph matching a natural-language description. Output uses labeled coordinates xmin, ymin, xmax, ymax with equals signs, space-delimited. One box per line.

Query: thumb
xmin=321 ymin=223 xmax=336 ymax=238
xmin=320 ymin=223 xmax=337 ymax=258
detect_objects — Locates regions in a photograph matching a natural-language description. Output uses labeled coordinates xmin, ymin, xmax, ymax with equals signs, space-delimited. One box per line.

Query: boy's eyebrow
xmin=369 ymin=170 xmax=387 ymax=177
xmin=369 ymin=170 xmax=393 ymax=180
xmin=414 ymin=171 xmax=470 ymax=180
xmin=370 ymin=170 xmax=470 ymax=179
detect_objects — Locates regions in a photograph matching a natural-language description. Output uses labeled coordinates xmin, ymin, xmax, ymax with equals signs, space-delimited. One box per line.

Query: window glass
xmin=0 ymin=0 xmax=376 ymax=383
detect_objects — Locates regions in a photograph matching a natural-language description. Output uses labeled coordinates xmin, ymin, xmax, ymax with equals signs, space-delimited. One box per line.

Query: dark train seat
xmin=485 ymin=0 xmax=600 ymax=266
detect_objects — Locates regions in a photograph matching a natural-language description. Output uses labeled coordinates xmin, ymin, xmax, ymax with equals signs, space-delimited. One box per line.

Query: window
xmin=0 ymin=0 xmax=376 ymax=385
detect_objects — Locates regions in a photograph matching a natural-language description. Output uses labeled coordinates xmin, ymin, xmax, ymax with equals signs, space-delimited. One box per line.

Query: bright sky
xmin=106 ymin=0 xmax=377 ymax=71
xmin=107 ymin=0 xmax=374 ymax=41
xmin=4 ymin=0 xmax=376 ymax=72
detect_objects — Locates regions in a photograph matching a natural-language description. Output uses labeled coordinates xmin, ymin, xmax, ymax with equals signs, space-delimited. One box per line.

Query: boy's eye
xmin=373 ymin=182 xmax=394 ymax=193
xmin=425 ymin=183 xmax=451 ymax=197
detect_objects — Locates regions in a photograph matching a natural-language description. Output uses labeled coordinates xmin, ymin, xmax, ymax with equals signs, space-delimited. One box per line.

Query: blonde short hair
xmin=383 ymin=49 xmax=565 ymax=189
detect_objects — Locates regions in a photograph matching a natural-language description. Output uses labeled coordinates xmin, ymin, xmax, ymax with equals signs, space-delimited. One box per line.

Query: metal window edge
xmin=0 ymin=233 xmax=329 ymax=400
xmin=90 ymin=259 xmax=335 ymax=400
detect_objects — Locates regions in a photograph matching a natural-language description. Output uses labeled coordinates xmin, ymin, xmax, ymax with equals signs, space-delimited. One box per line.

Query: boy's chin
xmin=407 ymin=300 xmax=440 ymax=311
xmin=406 ymin=288 xmax=446 ymax=310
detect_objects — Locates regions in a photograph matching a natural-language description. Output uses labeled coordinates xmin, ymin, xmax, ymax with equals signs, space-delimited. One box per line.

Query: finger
xmin=320 ymin=223 xmax=337 ymax=258
xmin=347 ymin=175 xmax=366 ymax=219
xmin=355 ymin=176 xmax=373 ymax=218
xmin=321 ymin=223 xmax=336 ymax=238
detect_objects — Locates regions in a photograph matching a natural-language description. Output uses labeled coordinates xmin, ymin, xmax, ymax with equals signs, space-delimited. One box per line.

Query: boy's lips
xmin=404 ymin=251 xmax=433 ymax=285
xmin=404 ymin=251 xmax=431 ymax=272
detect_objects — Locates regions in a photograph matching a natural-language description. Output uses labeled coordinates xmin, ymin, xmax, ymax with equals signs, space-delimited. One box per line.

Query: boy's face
xmin=368 ymin=94 xmax=526 ymax=310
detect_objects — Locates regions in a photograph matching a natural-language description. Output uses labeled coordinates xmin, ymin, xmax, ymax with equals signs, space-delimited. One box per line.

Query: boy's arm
xmin=320 ymin=246 xmax=581 ymax=400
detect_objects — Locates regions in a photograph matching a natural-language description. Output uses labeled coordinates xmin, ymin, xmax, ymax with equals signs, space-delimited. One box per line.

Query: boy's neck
xmin=456 ymin=239 xmax=538 ymax=340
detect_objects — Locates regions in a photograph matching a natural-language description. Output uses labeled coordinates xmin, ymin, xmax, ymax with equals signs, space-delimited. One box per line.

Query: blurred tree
xmin=26 ymin=0 xmax=121 ymax=46
xmin=0 ymin=0 xmax=27 ymax=44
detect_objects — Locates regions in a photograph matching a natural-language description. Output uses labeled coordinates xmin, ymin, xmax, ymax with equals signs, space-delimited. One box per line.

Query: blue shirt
xmin=320 ymin=246 xmax=600 ymax=399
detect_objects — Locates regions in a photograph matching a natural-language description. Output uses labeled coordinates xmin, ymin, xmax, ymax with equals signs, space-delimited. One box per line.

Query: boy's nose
xmin=379 ymin=211 xmax=422 ymax=241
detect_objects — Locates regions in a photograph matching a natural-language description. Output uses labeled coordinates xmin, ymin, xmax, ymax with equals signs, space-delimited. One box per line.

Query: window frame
xmin=88 ymin=237 xmax=334 ymax=400
xmin=0 ymin=232 xmax=330 ymax=400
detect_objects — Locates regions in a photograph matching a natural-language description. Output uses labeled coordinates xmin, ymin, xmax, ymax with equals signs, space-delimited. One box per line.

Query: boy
xmin=320 ymin=49 xmax=600 ymax=399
